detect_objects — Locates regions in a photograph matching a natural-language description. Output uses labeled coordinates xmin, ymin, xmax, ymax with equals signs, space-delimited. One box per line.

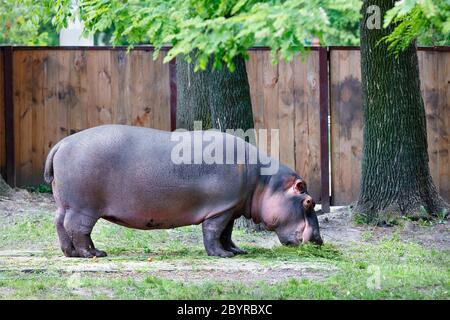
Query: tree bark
xmin=176 ymin=54 xmax=262 ymax=230
xmin=207 ymin=57 xmax=255 ymax=132
xmin=355 ymin=0 xmax=449 ymax=223
xmin=176 ymin=56 xmax=213 ymax=130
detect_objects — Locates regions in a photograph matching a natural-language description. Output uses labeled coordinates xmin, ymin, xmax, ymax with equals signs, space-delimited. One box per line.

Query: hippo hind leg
xmin=202 ymin=212 xmax=235 ymax=258
xmin=63 ymin=209 xmax=107 ymax=258
xmin=220 ymin=220 xmax=247 ymax=255
xmin=55 ymin=208 xmax=77 ymax=257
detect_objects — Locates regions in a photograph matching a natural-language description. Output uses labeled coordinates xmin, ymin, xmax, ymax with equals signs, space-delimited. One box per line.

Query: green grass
xmin=0 ymin=212 xmax=56 ymax=250
xmin=24 ymin=184 xmax=52 ymax=194
xmin=0 ymin=210 xmax=448 ymax=299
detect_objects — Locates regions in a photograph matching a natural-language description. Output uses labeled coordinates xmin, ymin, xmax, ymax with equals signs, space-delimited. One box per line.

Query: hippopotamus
xmin=44 ymin=125 xmax=322 ymax=258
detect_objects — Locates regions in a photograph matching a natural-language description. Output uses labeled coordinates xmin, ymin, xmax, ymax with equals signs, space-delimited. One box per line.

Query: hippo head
xmin=256 ymin=168 xmax=323 ymax=246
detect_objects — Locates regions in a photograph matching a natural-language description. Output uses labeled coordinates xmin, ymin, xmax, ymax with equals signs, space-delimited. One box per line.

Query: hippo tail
xmin=44 ymin=141 xmax=62 ymax=184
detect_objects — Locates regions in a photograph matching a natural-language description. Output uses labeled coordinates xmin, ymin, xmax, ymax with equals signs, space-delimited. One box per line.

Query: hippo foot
xmin=63 ymin=248 xmax=107 ymax=258
xmin=229 ymin=247 xmax=247 ymax=255
xmin=207 ymin=249 xmax=235 ymax=258
xmin=223 ymin=242 xmax=247 ymax=255
xmin=76 ymin=248 xmax=108 ymax=258
xmin=78 ymin=249 xmax=95 ymax=258
xmin=62 ymin=247 xmax=78 ymax=258
xmin=90 ymin=248 xmax=107 ymax=257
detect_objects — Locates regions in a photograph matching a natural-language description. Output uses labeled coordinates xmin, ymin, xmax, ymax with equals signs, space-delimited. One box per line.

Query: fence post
xmin=3 ymin=46 xmax=15 ymax=187
xmin=169 ymin=58 xmax=177 ymax=131
xmin=319 ymin=47 xmax=330 ymax=213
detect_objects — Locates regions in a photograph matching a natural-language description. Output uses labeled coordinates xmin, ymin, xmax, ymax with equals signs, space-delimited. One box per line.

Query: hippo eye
xmin=293 ymin=179 xmax=307 ymax=194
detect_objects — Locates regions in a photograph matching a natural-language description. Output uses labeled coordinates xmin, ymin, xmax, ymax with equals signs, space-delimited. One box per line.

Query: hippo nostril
xmin=303 ymin=197 xmax=313 ymax=209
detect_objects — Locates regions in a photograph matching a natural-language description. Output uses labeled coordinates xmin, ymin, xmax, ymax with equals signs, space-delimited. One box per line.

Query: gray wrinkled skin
xmin=45 ymin=125 xmax=322 ymax=258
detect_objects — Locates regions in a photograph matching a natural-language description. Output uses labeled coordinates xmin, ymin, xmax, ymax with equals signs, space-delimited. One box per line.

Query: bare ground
xmin=318 ymin=206 xmax=449 ymax=251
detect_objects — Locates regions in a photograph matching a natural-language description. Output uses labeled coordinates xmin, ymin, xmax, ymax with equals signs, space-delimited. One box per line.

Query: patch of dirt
xmin=318 ymin=207 xmax=363 ymax=244
xmin=71 ymin=287 xmax=115 ymax=299
xmin=0 ymin=189 xmax=55 ymax=217
xmin=0 ymin=250 xmax=337 ymax=284
xmin=0 ymin=287 xmax=16 ymax=297
xmin=319 ymin=207 xmax=449 ymax=251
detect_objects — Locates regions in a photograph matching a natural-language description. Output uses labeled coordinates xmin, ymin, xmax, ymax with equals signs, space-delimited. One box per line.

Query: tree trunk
xmin=207 ymin=57 xmax=255 ymax=132
xmin=176 ymin=56 xmax=213 ymax=130
xmin=176 ymin=54 xmax=262 ymax=230
xmin=354 ymin=0 xmax=449 ymax=223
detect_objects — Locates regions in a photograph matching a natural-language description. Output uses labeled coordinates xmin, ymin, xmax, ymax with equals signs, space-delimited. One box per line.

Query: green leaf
xmin=231 ymin=0 xmax=248 ymax=15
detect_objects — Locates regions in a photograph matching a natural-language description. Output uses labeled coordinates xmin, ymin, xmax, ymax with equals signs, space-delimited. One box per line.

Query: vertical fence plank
xmin=262 ymin=51 xmax=279 ymax=156
xmin=155 ymin=50 xmax=171 ymax=131
xmin=30 ymin=50 xmax=46 ymax=185
xmin=293 ymin=51 xmax=321 ymax=202
xmin=87 ymin=50 xmax=113 ymax=127
xmin=435 ymin=52 xmax=450 ymax=202
xmin=277 ymin=57 xmax=296 ymax=170
xmin=110 ymin=50 xmax=130 ymax=126
xmin=421 ymin=51 xmax=440 ymax=198
xmin=4 ymin=46 xmax=15 ymax=186
xmin=44 ymin=50 xmax=64 ymax=186
xmin=246 ymin=51 xmax=265 ymax=132
xmin=143 ymin=50 xmax=171 ymax=130
xmin=68 ymin=50 xmax=88 ymax=135
xmin=137 ymin=50 xmax=153 ymax=127
xmin=169 ymin=56 xmax=177 ymax=131
xmin=330 ymin=49 xmax=363 ymax=205
xmin=13 ymin=49 xmax=34 ymax=186
xmin=319 ymin=48 xmax=330 ymax=213
xmin=0 ymin=48 xmax=5 ymax=179
xmin=129 ymin=51 xmax=146 ymax=127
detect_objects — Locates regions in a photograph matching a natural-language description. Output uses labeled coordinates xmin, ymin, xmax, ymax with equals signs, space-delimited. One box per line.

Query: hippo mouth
xmin=279 ymin=228 xmax=304 ymax=246
xmin=301 ymin=217 xmax=323 ymax=245
xmin=281 ymin=239 xmax=301 ymax=246
xmin=280 ymin=225 xmax=323 ymax=246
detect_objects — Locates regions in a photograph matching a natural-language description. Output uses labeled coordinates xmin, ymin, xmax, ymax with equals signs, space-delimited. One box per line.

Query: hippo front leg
xmin=202 ymin=212 xmax=235 ymax=258
xmin=220 ymin=220 xmax=247 ymax=255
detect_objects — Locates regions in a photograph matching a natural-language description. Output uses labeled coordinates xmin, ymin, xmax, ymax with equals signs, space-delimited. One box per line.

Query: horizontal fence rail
xmin=0 ymin=46 xmax=449 ymax=208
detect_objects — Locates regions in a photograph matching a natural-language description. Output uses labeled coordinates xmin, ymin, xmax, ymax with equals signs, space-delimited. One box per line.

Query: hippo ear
xmin=293 ymin=179 xmax=306 ymax=194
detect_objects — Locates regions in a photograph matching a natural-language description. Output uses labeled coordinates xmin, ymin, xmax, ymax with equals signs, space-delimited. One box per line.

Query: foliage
xmin=0 ymin=0 xmax=58 ymax=45
xmin=321 ymin=0 xmax=362 ymax=45
xmin=46 ymin=0 xmax=447 ymax=66
xmin=2 ymin=1 xmax=448 ymax=58
xmin=25 ymin=184 xmax=53 ymax=194
xmin=47 ymin=0 xmax=360 ymax=70
xmin=383 ymin=0 xmax=450 ymax=53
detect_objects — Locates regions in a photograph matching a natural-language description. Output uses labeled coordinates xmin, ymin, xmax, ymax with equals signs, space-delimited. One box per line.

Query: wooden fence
xmin=1 ymin=46 xmax=449 ymax=209
xmin=1 ymin=47 xmax=172 ymax=186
